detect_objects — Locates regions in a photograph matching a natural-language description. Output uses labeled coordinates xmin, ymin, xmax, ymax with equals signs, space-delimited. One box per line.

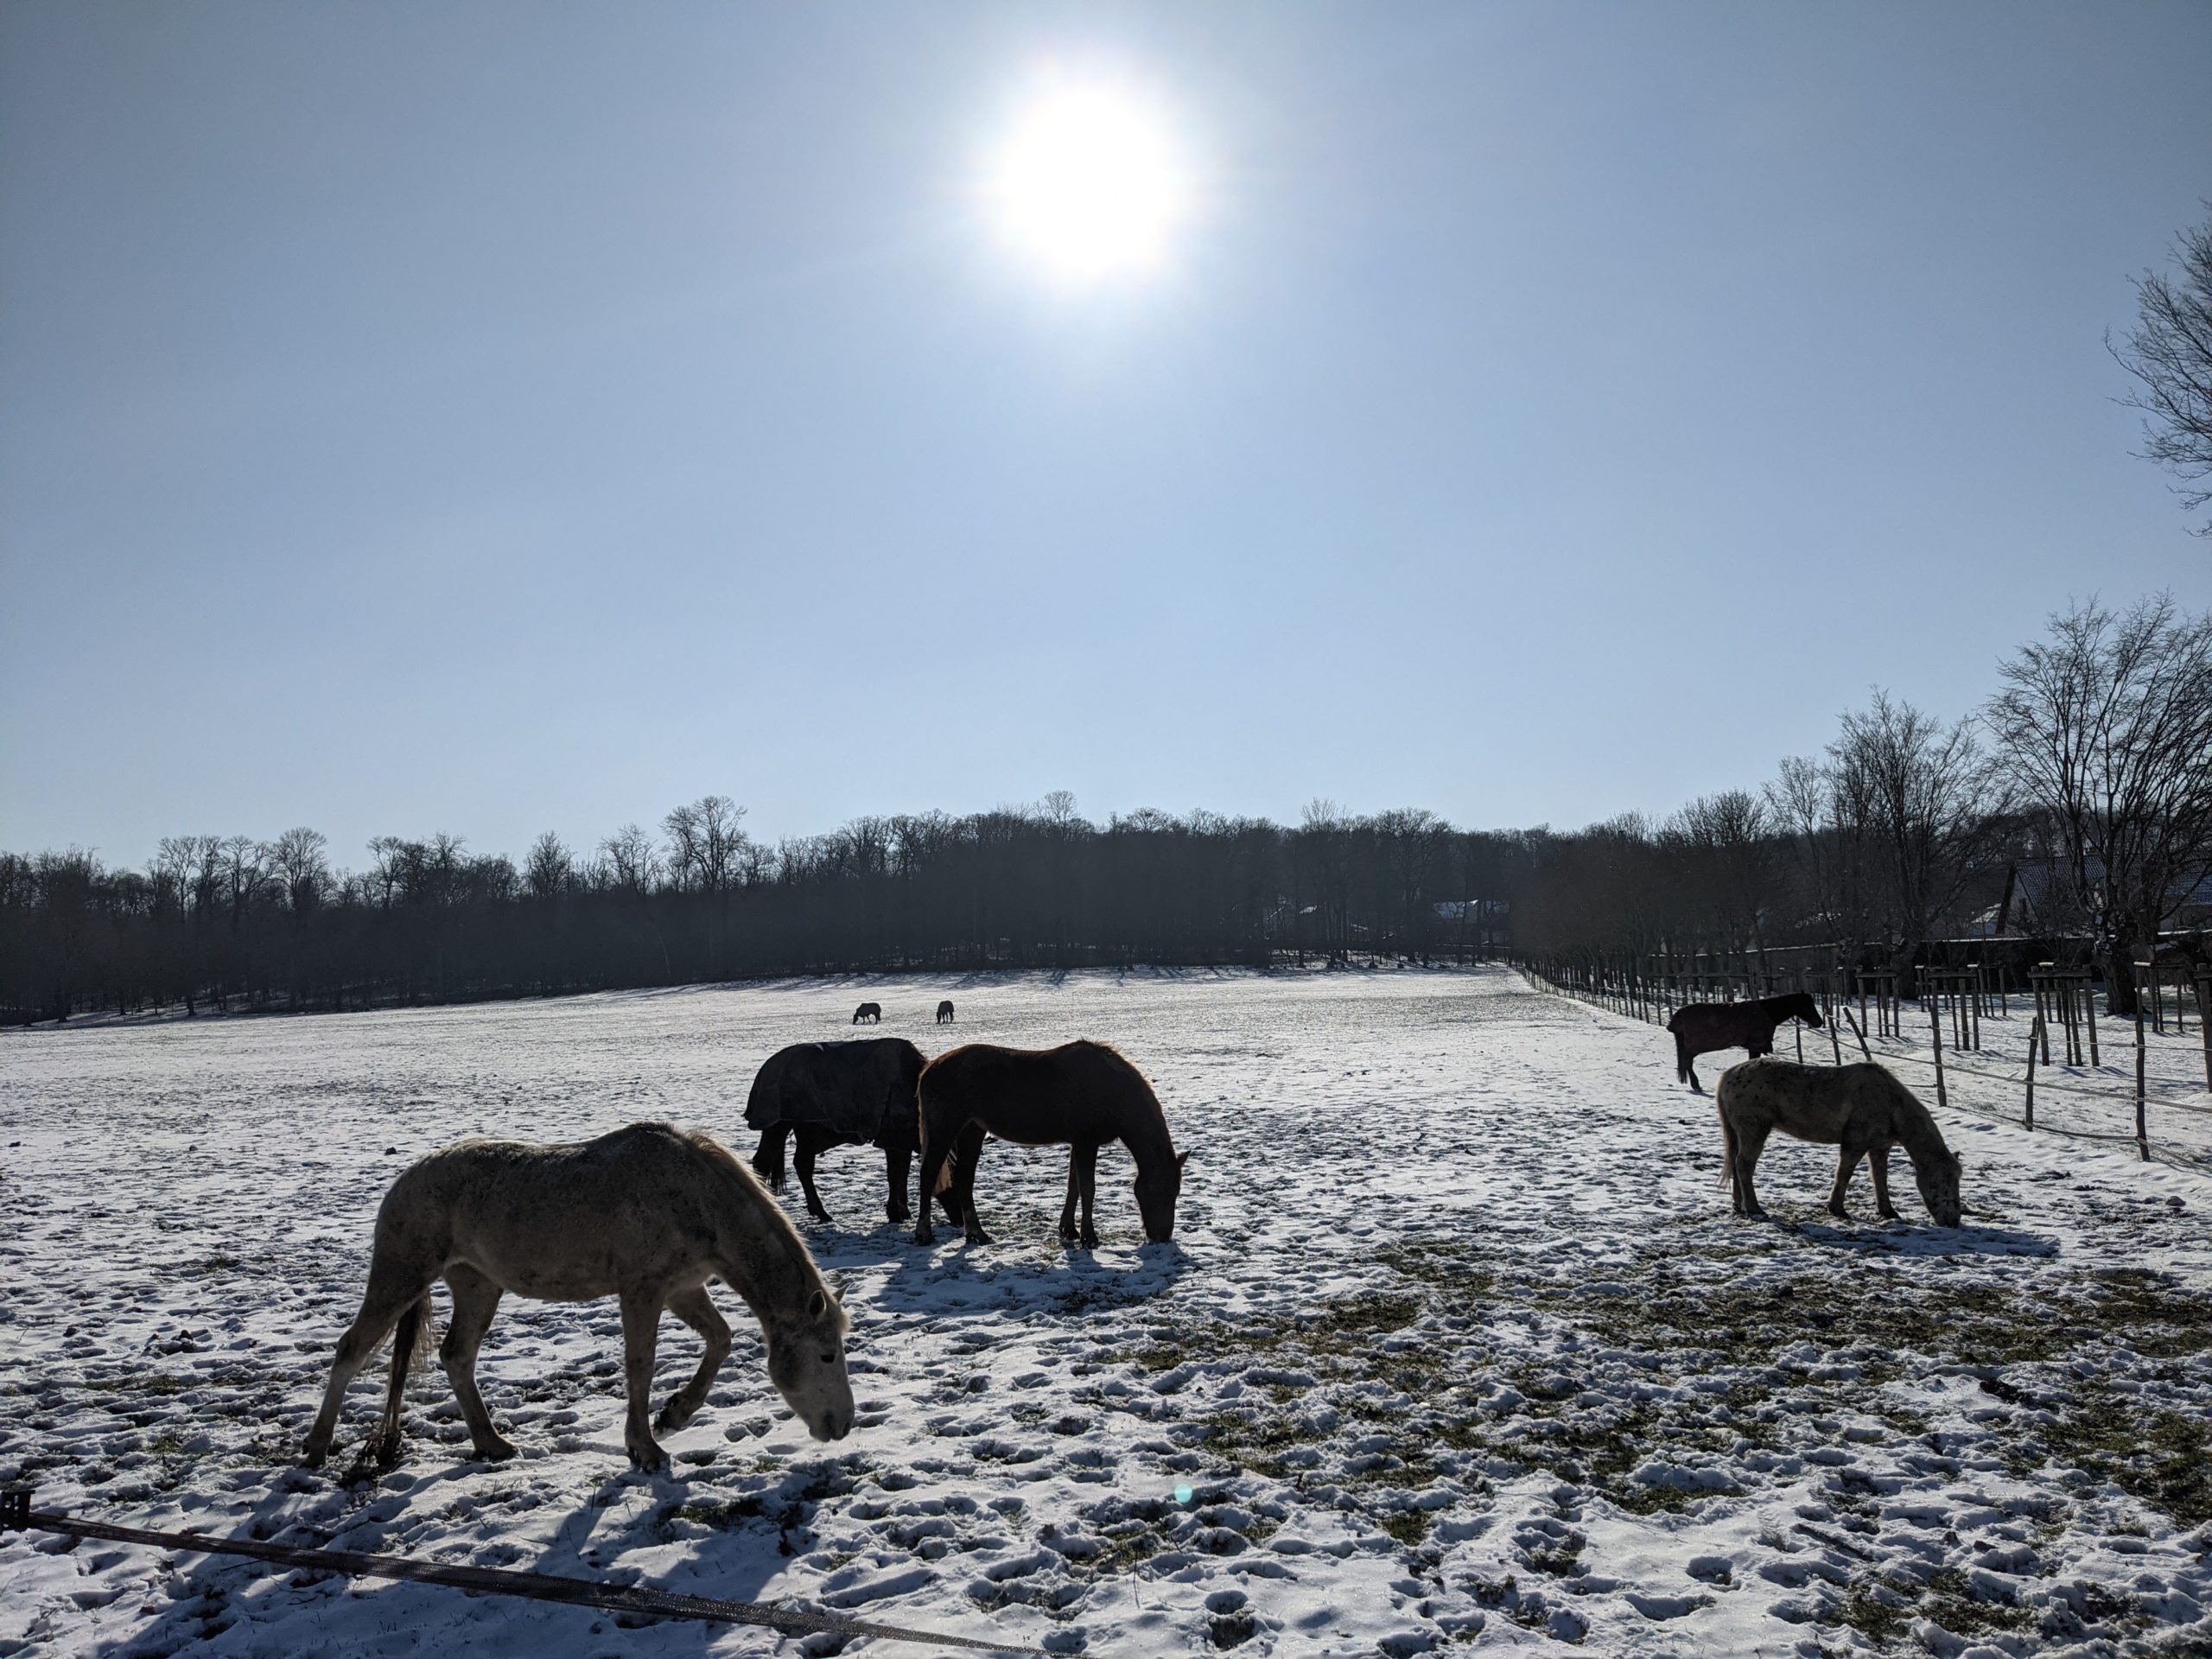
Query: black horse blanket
xmin=744 ymin=1039 xmax=925 ymax=1149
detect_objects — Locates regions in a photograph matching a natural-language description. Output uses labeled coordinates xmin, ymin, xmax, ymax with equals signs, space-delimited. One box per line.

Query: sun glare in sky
xmin=982 ymin=67 xmax=1196 ymax=286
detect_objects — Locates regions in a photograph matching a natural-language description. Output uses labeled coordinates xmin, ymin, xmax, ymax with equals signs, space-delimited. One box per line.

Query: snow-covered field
xmin=3 ymin=965 xmax=2209 ymax=1657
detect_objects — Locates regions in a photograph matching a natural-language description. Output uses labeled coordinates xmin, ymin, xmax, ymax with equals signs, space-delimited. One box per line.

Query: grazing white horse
xmin=1716 ymin=1058 xmax=1961 ymax=1227
xmin=303 ymin=1123 xmax=853 ymax=1473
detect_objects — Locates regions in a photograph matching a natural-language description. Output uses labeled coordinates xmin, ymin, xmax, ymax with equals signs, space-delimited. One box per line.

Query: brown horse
xmin=1715 ymin=1058 xmax=1961 ymax=1226
xmin=912 ymin=1040 xmax=1187 ymax=1248
xmin=1668 ymin=992 xmax=1823 ymax=1092
xmin=852 ymin=1001 xmax=882 ymax=1025
xmin=937 ymin=1000 xmax=956 ymax=1024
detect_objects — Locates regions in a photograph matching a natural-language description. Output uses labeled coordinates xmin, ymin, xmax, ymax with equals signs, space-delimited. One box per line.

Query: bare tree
xmin=366 ymin=837 xmax=406 ymax=908
xmin=154 ymin=836 xmax=222 ymax=918
xmin=1296 ymin=798 xmax=1351 ymax=961
xmin=219 ymin=835 xmax=270 ymax=928
xmin=1826 ymin=692 xmax=2000 ymax=959
xmin=1987 ymin=595 xmax=2212 ymax=1014
xmin=601 ymin=824 xmax=661 ymax=895
xmin=2113 ymin=209 xmax=2212 ymax=535
xmin=1769 ymin=757 xmax=1847 ymax=944
xmin=1670 ymin=790 xmax=1777 ymax=965
xmin=525 ymin=832 xmax=573 ymax=901
xmin=663 ymin=796 xmax=747 ymax=895
xmin=267 ymin=827 xmax=330 ymax=914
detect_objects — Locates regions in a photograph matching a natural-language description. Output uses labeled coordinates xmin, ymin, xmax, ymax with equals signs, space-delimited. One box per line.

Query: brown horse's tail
xmin=931 ymin=1154 xmax=955 ymax=1197
xmin=1715 ymin=1093 xmax=1738 ymax=1191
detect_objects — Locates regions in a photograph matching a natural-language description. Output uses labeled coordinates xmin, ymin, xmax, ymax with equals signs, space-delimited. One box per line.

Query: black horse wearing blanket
xmin=747 ymin=1039 xmax=949 ymax=1225
xmin=1667 ymin=992 xmax=1823 ymax=1093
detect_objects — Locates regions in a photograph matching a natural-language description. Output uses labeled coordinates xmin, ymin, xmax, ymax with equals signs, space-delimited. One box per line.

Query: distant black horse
xmin=1667 ymin=993 xmax=1823 ymax=1093
xmin=852 ymin=1002 xmax=881 ymax=1026
xmin=936 ymin=1000 xmax=956 ymax=1025
xmin=747 ymin=1039 xmax=952 ymax=1225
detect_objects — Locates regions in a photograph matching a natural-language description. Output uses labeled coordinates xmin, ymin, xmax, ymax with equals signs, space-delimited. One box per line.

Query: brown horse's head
xmin=1914 ymin=1147 xmax=1962 ymax=1228
xmin=1134 ymin=1150 xmax=1188 ymax=1243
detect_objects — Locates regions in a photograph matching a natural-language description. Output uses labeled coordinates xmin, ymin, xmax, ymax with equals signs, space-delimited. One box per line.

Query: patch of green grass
xmin=1827 ymin=1580 xmax=1912 ymax=1646
xmin=1084 ymin=1510 xmax=1179 ymax=1576
xmin=658 ymin=1495 xmax=767 ymax=1535
xmin=1379 ymin=1510 xmax=1431 ymax=1546
xmin=2042 ymin=1395 xmax=2212 ymax=1525
xmin=1825 ymin=1566 xmax=2036 ymax=1648
xmin=2080 ymin=1269 xmax=2212 ymax=1359
xmin=1920 ymin=1568 xmax=2037 ymax=1638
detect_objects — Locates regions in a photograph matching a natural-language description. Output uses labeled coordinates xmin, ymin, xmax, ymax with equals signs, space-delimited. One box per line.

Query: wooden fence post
xmin=2135 ymin=1001 xmax=2148 ymax=1161
xmin=1929 ymin=997 xmax=1947 ymax=1113
xmin=1842 ymin=1005 xmax=1872 ymax=1064
xmin=2024 ymin=1015 xmax=2039 ymax=1130
xmin=2198 ymin=973 xmax=2212 ymax=1093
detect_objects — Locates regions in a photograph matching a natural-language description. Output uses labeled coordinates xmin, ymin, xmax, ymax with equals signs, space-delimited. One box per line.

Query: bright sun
xmin=983 ymin=69 xmax=1194 ymax=286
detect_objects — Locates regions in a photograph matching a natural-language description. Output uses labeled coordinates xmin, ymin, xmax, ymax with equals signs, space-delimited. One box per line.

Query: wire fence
xmin=1514 ymin=955 xmax=2212 ymax=1176
xmin=0 ymin=1490 xmax=1046 ymax=1654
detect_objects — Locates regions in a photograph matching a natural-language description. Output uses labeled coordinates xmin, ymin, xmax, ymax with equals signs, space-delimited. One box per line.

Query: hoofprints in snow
xmin=3 ymin=966 xmax=2208 ymax=1655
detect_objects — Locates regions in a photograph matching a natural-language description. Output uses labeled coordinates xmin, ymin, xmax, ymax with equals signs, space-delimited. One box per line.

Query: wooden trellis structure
xmin=1854 ymin=970 xmax=1900 ymax=1039
xmin=2030 ymin=964 xmax=2100 ymax=1068
xmin=1926 ymin=967 xmax=1984 ymax=1052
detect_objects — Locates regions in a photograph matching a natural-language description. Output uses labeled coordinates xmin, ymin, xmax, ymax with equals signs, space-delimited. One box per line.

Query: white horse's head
xmin=766 ymin=1283 xmax=855 ymax=1441
xmin=1915 ymin=1148 xmax=1963 ymax=1228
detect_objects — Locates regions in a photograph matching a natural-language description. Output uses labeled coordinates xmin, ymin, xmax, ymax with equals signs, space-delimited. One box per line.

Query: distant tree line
xmin=6 ymin=598 xmax=2207 ymax=1026
xmin=0 ymin=792 xmax=1532 ymax=1025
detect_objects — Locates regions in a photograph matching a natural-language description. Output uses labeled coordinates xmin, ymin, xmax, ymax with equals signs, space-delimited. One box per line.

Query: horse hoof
xmin=913 ymin=1228 xmax=934 ymax=1246
xmin=1080 ymin=1233 xmax=1098 ymax=1249
xmin=628 ymin=1445 xmax=670 ymax=1475
xmin=966 ymin=1230 xmax=993 ymax=1246
xmin=476 ymin=1437 xmax=520 ymax=1463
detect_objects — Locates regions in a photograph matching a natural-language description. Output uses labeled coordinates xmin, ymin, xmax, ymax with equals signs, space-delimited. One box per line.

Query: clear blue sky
xmin=4 ymin=3 xmax=2209 ymax=870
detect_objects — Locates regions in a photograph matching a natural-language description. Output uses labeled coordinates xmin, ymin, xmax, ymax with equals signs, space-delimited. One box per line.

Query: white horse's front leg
xmin=656 ymin=1286 xmax=732 ymax=1433
xmin=1868 ymin=1146 xmax=1899 ymax=1220
xmin=619 ymin=1291 xmax=669 ymax=1472
xmin=1827 ymin=1148 xmax=1863 ymax=1219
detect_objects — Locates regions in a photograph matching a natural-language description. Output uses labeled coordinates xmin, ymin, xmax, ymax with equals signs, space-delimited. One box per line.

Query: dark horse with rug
xmin=1667 ymin=992 xmax=1823 ymax=1093
xmin=913 ymin=1040 xmax=1187 ymax=1249
xmin=747 ymin=1039 xmax=950 ymax=1226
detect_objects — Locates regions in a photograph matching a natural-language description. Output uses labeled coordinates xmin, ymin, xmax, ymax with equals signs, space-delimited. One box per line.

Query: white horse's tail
xmin=385 ymin=1291 xmax=440 ymax=1376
